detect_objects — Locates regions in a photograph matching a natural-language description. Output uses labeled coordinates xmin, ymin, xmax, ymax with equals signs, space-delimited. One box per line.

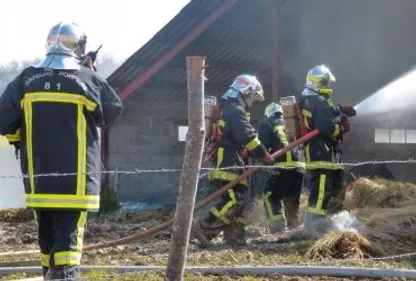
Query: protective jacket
xmin=0 ymin=66 xmax=123 ymax=211
xmin=208 ymin=96 xmax=267 ymax=186
xmin=258 ymin=115 xmax=305 ymax=172
xmin=298 ymin=88 xmax=343 ymax=170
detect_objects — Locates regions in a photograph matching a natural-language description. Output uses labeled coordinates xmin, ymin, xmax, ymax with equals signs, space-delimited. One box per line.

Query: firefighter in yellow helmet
xmin=258 ymin=102 xmax=305 ymax=233
xmin=0 ymin=22 xmax=123 ymax=280
xmin=298 ymin=65 xmax=356 ymax=236
xmin=191 ymin=74 xmax=274 ymax=247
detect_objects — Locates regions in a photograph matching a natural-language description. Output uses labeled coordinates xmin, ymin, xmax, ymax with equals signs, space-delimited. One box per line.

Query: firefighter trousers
xmin=193 ymin=179 xmax=247 ymax=246
xmin=263 ymin=170 xmax=304 ymax=232
xmin=306 ymin=169 xmax=345 ymax=216
xmin=34 ymin=210 xmax=88 ymax=280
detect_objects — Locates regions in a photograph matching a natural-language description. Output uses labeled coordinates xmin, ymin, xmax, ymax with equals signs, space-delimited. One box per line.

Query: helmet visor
xmin=252 ymin=89 xmax=265 ymax=102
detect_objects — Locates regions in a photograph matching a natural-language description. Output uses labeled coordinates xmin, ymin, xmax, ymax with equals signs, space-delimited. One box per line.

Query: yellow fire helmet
xmin=305 ymin=65 xmax=336 ymax=95
xmin=264 ymin=102 xmax=283 ymax=118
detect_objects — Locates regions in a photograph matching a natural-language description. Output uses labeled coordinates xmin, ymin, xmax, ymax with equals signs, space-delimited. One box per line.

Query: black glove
xmin=81 ymin=55 xmax=97 ymax=71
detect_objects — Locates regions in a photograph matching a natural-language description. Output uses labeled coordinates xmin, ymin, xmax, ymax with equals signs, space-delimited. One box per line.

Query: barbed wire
xmin=0 ymin=159 xmax=415 ymax=179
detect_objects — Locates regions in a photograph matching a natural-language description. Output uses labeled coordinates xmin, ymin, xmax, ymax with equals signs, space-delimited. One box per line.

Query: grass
xmin=3 ymin=242 xmax=416 ymax=280
xmin=3 ymin=268 xmax=415 ymax=281
xmin=0 ymin=209 xmax=33 ymax=222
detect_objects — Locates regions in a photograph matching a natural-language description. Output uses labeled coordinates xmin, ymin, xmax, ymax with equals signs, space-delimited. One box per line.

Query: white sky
xmin=0 ymin=0 xmax=190 ymax=65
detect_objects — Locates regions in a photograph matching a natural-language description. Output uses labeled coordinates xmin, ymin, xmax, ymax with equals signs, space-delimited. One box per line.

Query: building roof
xmin=107 ymin=0 xmax=276 ymax=103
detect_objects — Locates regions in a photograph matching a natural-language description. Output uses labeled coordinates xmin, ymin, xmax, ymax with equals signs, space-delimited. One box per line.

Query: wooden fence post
xmin=165 ymin=56 xmax=206 ymax=281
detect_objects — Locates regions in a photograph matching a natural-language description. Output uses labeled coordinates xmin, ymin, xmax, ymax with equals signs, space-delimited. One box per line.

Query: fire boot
xmin=268 ymin=217 xmax=287 ymax=234
xmin=283 ymin=197 xmax=301 ymax=229
xmin=223 ymin=219 xmax=246 ymax=247
xmin=190 ymin=218 xmax=223 ymax=248
xmin=44 ymin=265 xmax=81 ymax=281
xmin=42 ymin=267 xmax=49 ymax=279
xmin=327 ymin=188 xmax=347 ymax=215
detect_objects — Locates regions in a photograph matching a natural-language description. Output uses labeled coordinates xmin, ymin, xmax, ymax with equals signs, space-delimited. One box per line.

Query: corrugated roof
xmin=107 ymin=0 xmax=225 ymax=90
xmin=108 ymin=0 xmax=275 ymax=102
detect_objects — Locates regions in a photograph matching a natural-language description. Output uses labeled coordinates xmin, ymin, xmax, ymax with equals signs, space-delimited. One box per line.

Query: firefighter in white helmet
xmin=191 ymin=74 xmax=274 ymax=247
xmin=258 ymin=102 xmax=305 ymax=233
xmin=0 ymin=22 xmax=123 ymax=280
xmin=298 ymin=65 xmax=356 ymax=236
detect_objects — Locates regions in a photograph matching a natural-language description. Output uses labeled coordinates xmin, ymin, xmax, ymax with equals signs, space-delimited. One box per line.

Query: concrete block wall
xmin=108 ymin=100 xmax=188 ymax=208
xmin=107 ymin=93 xmax=271 ymax=208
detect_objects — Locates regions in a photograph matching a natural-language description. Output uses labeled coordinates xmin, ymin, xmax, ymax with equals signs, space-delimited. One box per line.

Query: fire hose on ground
xmin=2 ymin=265 xmax=416 ymax=279
xmin=0 ymin=129 xmax=320 ymax=261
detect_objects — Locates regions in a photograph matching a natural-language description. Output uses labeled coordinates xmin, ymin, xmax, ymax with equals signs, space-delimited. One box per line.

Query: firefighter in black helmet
xmin=191 ymin=74 xmax=274 ymax=247
xmin=0 ymin=22 xmax=123 ymax=280
xmin=298 ymin=65 xmax=356 ymax=237
xmin=258 ymin=102 xmax=305 ymax=233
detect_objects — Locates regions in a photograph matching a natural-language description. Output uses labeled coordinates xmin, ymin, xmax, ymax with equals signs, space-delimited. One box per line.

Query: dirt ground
xmin=1 ymin=208 xmax=416 ymax=281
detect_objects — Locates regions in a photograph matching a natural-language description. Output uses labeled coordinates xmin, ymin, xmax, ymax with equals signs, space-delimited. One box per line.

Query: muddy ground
xmin=1 ymin=209 xmax=416 ymax=280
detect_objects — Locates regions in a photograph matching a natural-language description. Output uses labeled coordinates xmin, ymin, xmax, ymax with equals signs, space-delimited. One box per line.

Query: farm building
xmin=104 ymin=0 xmax=416 ymax=208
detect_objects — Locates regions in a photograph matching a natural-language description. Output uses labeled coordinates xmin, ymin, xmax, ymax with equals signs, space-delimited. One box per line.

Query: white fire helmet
xmin=229 ymin=74 xmax=265 ymax=107
xmin=35 ymin=22 xmax=88 ymax=70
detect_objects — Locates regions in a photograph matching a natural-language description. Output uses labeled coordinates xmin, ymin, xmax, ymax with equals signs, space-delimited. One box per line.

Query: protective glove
xmin=292 ymin=149 xmax=301 ymax=161
xmin=261 ymin=153 xmax=275 ymax=165
xmin=240 ymin=149 xmax=249 ymax=160
xmin=339 ymin=105 xmax=357 ymax=117
xmin=83 ymin=57 xmax=96 ymax=71
xmin=340 ymin=116 xmax=350 ymax=133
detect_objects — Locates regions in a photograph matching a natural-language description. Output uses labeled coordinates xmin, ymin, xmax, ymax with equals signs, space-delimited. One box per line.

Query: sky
xmin=0 ymin=0 xmax=190 ymax=65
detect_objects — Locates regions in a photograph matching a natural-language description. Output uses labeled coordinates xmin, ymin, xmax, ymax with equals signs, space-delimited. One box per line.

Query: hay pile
xmin=342 ymin=177 xmax=416 ymax=254
xmin=305 ymin=178 xmax=416 ymax=259
xmin=344 ymin=177 xmax=416 ymax=209
xmin=306 ymin=230 xmax=383 ymax=260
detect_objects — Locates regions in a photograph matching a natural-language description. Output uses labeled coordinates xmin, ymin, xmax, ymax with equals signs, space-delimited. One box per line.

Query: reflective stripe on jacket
xmin=0 ymin=66 xmax=123 ymax=210
xmin=298 ymin=88 xmax=343 ymax=170
xmin=208 ymin=96 xmax=267 ymax=184
xmin=258 ymin=115 xmax=305 ymax=172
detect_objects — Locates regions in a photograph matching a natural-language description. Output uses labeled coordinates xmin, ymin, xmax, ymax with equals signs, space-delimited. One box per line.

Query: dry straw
xmin=306 ymin=230 xmax=383 ymax=260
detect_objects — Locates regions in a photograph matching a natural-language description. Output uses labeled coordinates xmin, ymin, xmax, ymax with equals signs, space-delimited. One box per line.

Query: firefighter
xmin=0 ymin=22 xmax=123 ymax=280
xmin=298 ymin=65 xmax=356 ymax=236
xmin=258 ymin=103 xmax=305 ymax=233
xmin=191 ymin=74 xmax=274 ymax=247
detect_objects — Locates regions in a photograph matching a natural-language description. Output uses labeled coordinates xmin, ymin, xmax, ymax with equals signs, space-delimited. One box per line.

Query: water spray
xmin=354 ymin=66 xmax=416 ymax=116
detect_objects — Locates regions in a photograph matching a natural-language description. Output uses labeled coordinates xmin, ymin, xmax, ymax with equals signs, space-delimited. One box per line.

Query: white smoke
xmin=330 ymin=211 xmax=361 ymax=232
xmin=303 ymin=211 xmax=362 ymax=238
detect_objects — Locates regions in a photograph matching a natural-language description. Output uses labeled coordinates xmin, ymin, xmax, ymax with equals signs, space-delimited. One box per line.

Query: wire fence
xmin=0 ymin=159 xmax=415 ymax=179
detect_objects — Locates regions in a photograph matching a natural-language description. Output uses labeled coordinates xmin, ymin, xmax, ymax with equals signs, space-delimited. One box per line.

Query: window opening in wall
xmin=374 ymin=129 xmax=389 ymax=143
xmin=406 ymin=130 xmax=416 ymax=144
xmin=374 ymin=128 xmax=416 ymax=144
xmin=390 ymin=129 xmax=405 ymax=143
xmin=178 ymin=126 xmax=188 ymax=142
